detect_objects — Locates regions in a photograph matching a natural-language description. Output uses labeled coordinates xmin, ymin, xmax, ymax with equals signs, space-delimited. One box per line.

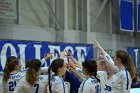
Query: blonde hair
xmin=26 ymin=59 xmax=41 ymax=86
xmin=97 ymin=59 xmax=106 ymax=65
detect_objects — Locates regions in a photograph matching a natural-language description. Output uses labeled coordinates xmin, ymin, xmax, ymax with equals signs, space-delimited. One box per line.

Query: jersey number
xmin=9 ymin=81 xmax=17 ymax=91
xmin=95 ymin=85 xmax=100 ymax=93
xmin=34 ymin=84 xmax=39 ymax=93
xmin=105 ymin=84 xmax=111 ymax=92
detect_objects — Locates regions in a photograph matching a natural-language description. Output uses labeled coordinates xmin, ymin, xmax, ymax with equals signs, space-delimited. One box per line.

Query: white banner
xmin=0 ymin=0 xmax=17 ymax=19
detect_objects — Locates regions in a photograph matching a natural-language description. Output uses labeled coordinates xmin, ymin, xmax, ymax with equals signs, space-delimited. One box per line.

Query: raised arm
xmin=41 ymin=53 xmax=53 ymax=65
xmin=93 ymin=40 xmax=107 ymax=55
xmin=93 ymin=40 xmax=116 ymax=71
xmin=65 ymin=50 xmax=82 ymax=69
xmin=69 ymin=68 xmax=85 ymax=82
xmin=68 ymin=61 xmax=85 ymax=82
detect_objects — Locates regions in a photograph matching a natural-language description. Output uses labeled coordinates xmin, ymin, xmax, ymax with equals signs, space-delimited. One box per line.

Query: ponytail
xmin=26 ymin=59 xmax=41 ymax=86
xmin=82 ymin=60 xmax=100 ymax=82
xmin=48 ymin=66 xmax=52 ymax=93
xmin=116 ymin=50 xmax=135 ymax=80
xmin=48 ymin=58 xmax=64 ymax=93
xmin=26 ymin=67 xmax=39 ymax=86
xmin=126 ymin=55 xmax=135 ymax=80
xmin=94 ymin=72 xmax=100 ymax=82
xmin=3 ymin=57 xmax=19 ymax=83
xmin=3 ymin=65 xmax=10 ymax=82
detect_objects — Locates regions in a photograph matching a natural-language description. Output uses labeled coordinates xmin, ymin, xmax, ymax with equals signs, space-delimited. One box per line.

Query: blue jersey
xmin=65 ymin=71 xmax=81 ymax=93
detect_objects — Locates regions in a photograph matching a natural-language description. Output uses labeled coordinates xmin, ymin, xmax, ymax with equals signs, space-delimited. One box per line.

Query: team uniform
xmin=13 ymin=75 xmax=48 ymax=93
xmin=75 ymin=64 xmax=114 ymax=93
xmin=104 ymin=54 xmax=132 ymax=93
xmin=75 ymin=68 xmax=100 ymax=93
xmin=2 ymin=70 xmax=26 ymax=93
xmin=97 ymin=71 xmax=114 ymax=93
xmin=48 ymin=76 xmax=70 ymax=93
xmin=78 ymin=77 xmax=100 ymax=93
xmin=0 ymin=58 xmax=48 ymax=93
xmin=0 ymin=72 xmax=4 ymax=93
xmin=75 ymin=68 xmax=85 ymax=82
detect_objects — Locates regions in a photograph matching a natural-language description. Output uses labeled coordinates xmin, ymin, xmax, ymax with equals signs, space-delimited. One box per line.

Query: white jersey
xmin=113 ymin=69 xmax=132 ymax=93
xmin=13 ymin=75 xmax=48 ymax=93
xmin=0 ymin=58 xmax=47 ymax=93
xmin=97 ymin=71 xmax=114 ymax=93
xmin=48 ymin=76 xmax=70 ymax=93
xmin=0 ymin=72 xmax=4 ymax=93
xmin=1 ymin=66 xmax=48 ymax=93
xmin=78 ymin=77 xmax=100 ymax=93
xmin=104 ymin=54 xmax=132 ymax=93
xmin=3 ymin=71 xmax=26 ymax=93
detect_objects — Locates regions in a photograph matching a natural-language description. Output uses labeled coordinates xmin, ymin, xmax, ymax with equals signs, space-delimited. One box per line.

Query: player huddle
xmin=0 ymin=40 xmax=135 ymax=93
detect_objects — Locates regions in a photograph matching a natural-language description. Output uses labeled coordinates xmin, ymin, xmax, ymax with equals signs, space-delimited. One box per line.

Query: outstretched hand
xmin=65 ymin=50 xmax=73 ymax=59
xmin=93 ymin=40 xmax=101 ymax=49
xmin=44 ymin=52 xmax=53 ymax=60
xmin=68 ymin=60 xmax=76 ymax=70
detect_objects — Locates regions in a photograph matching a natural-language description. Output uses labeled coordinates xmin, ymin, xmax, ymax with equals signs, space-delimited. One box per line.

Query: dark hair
xmin=26 ymin=59 xmax=41 ymax=86
xmin=3 ymin=56 xmax=19 ymax=82
xmin=82 ymin=60 xmax=100 ymax=82
xmin=48 ymin=58 xmax=64 ymax=93
xmin=116 ymin=50 xmax=135 ymax=80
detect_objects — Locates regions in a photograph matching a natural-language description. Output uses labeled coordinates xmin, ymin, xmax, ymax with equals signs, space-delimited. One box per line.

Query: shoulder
xmin=20 ymin=69 xmax=26 ymax=75
xmin=52 ymin=76 xmax=62 ymax=84
xmin=120 ymin=69 xmax=130 ymax=77
xmin=16 ymin=71 xmax=26 ymax=79
xmin=116 ymin=69 xmax=131 ymax=81
xmin=53 ymin=76 xmax=61 ymax=81
xmin=18 ymin=76 xmax=26 ymax=82
xmin=84 ymin=78 xmax=99 ymax=86
xmin=9 ymin=72 xmax=23 ymax=79
xmin=39 ymin=75 xmax=48 ymax=81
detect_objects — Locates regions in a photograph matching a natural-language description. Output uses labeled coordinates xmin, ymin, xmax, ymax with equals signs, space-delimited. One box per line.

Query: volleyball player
xmin=94 ymin=40 xmax=135 ymax=93
xmin=78 ymin=60 xmax=100 ymax=93
xmin=48 ymin=58 xmax=70 ymax=93
xmin=2 ymin=56 xmax=23 ymax=93
xmin=1 ymin=53 xmax=52 ymax=93
xmin=97 ymin=59 xmax=114 ymax=93
xmin=13 ymin=59 xmax=48 ymax=93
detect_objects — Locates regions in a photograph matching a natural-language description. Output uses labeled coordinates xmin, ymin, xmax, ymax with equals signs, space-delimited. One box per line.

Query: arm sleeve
xmin=39 ymin=67 xmax=48 ymax=74
xmin=75 ymin=68 xmax=85 ymax=82
xmin=103 ymin=54 xmax=118 ymax=72
xmin=41 ymin=58 xmax=46 ymax=66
